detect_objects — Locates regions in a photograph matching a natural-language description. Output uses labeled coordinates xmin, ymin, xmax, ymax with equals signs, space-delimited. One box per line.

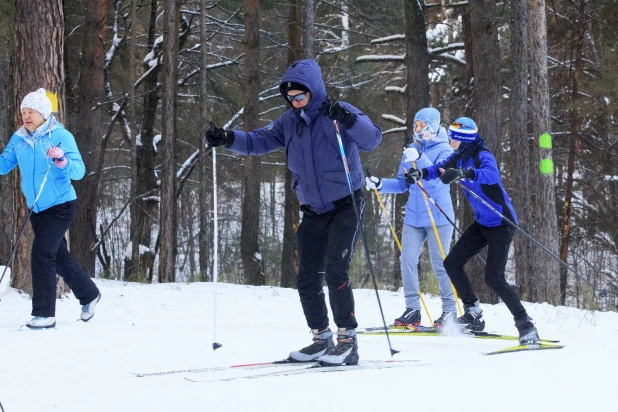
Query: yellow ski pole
xmin=366 ymin=170 xmax=433 ymax=326
xmin=411 ymin=162 xmax=463 ymax=316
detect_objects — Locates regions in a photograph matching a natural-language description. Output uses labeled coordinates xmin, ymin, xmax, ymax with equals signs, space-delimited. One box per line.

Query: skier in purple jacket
xmin=205 ymin=59 xmax=382 ymax=365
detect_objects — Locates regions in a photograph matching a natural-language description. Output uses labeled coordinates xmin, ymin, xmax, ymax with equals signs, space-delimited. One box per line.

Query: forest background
xmin=0 ymin=0 xmax=616 ymax=312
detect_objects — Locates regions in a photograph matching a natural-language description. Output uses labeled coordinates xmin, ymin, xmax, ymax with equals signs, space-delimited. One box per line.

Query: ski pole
xmin=410 ymin=162 xmax=463 ymax=316
xmin=208 ymin=121 xmax=222 ymax=351
xmin=333 ymin=120 xmax=398 ymax=356
xmin=0 ymin=162 xmax=52 ymax=289
xmin=455 ymin=181 xmax=597 ymax=293
xmin=414 ymin=179 xmax=486 ymax=266
xmin=365 ymin=169 xmax=434 ymax=324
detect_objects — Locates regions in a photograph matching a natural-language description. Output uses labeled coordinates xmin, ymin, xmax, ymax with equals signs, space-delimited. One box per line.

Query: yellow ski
xmin=483 ymin=343 xmax=565 ymax=356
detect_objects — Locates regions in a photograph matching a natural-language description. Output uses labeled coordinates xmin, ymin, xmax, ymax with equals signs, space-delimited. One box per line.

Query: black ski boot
xmin=515 ymin=318 xmax=540 ymax=345
xmin=394 ymin=308 xmax=421 ymax=326
xmin=288 ymin=328 xmax=334 ymax=362
xmin=456 ymin=301 xmax=485 ymax=332
xmin=317 ymin=328 xmax=359 ymax=366
xmin=433 ymin=311 xmax=457 ymax=328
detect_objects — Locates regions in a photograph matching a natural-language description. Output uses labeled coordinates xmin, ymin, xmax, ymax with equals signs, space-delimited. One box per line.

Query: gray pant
xmin=401 ymin=223 xmax=456 ymax=312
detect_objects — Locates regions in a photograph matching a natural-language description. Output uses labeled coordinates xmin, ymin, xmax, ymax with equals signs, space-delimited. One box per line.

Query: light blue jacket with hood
xmin=0 ymin=115 xmax=86 ymax=212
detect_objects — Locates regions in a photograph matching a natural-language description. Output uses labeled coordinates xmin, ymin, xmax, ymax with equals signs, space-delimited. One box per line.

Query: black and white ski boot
xmin=456 ymin=301 xmax=485 ymax=332
xmin=515 ymin=318 xmax=540 ymax=345
xmin=288 ymin=328 xmax=334 ymax=362
xmin=394 ymin=308 xmax=421 ymax=326
xmin=434 ymin=311 xmax=457 ymax=328
xmin=317 ymin=328 xmax=359 ymax=366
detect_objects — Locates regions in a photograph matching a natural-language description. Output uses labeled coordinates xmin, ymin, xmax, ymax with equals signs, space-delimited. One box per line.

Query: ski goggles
xmin=287 ymin=93 xmax=308 ymax=102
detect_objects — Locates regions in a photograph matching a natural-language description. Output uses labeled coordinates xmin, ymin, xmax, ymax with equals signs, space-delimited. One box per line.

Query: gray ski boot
xmin=515 ymin=318 xmax=540 ymax=345
xmin=316 ymin=328 xmax=359 ymax=366
xmin=288 ymin=328 xmax=334 ymax=362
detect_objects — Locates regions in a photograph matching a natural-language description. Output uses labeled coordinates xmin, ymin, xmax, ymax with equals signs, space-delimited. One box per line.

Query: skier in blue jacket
xmin=405 ymin=117 xmax=540 ymax=344
xmin=205 ymin=59 xmax=382 ymax=366
xmin=365 ymin=108 xmax=457 ymax=328
xmin=0 ymin=89 xmax=100 ymax=329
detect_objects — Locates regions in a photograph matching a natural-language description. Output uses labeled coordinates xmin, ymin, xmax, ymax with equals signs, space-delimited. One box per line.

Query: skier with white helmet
xmin=365 ymin=107 xmax=457 ymax=328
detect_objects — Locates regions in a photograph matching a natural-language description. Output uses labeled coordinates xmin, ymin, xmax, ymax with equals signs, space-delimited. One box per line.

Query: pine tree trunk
xmin=280 ymin=0 xmax=302 ymax=288
xmin=510 ymin=0 xmax=534 ymax=301
xmin=560 ymin=0 xmax=587 ymax=305
xmin=302 ymin=0 xmax=315 ymax=59
xmin=241 ymin=0 xmax=265 ymax=286
xmin=158 ymin=0 xmax=180 ymax=283
xmin=66 ymin=0 xmax=107 ymax=278
xmin=0 ymin=54 xmax=11 ymax=265
xmin=399 ymin=0 xmax=429 ymax=290
xmin=11 ymin=0 xmax=64 ymax=294
xmin=126 ymin=0 xmax=159 ymax=283
xmin=462 ymin=2 xmax=502 ymax=303
xmin=527 ymin=0 xmax=559 ymax=303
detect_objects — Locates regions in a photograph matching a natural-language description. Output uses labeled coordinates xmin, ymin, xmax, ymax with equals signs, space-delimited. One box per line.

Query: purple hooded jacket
xmin=226 ymin=59 xmax=382 ymax=214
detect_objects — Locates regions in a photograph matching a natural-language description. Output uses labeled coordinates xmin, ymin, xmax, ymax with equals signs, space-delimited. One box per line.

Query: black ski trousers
xmin=296 ymin=189 xmax=363 ymax=330
xmin=30 ymin=200 xmax=99 ymax=318
xmin=443 ymin=221 xmax=527 ymax=322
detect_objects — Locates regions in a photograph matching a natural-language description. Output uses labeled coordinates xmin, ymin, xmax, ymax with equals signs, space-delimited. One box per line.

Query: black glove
xmin=319 ymin=96 xmax=357 ymax=129
xmin=440 ymin=167 xmax=475 ymax=184
xmin=404 ymin=168 xmax=425 ymax=185
xmin=205 ymin=122 xmax=234 ymax=147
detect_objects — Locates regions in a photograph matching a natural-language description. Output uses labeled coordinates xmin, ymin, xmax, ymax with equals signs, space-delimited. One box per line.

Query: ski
xmin=133 ymin=359 xmax=418 ymax=378
xmin=133 ymin=359 xmax=296 ymax=377
xmin=483 ymin=343 xmax=565 ymax=356
xmin=357 ymin=325 xmax=559 ymax=343
xmin=183 ymin=359 xmax=426 ymax=383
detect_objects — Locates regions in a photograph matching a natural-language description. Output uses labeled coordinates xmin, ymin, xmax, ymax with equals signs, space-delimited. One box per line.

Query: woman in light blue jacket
xmin=365 ymin=108 xmax=456 ymax=327
xmin=0 ymin=89 xmax=100 ymax=329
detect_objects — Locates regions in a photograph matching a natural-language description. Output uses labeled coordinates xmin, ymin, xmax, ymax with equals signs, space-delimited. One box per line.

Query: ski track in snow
xmin=0 ymin=279 xmax=616 ymax=412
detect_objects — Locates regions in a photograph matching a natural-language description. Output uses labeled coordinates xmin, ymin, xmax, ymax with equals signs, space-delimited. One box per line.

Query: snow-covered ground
xmin=0 ymin=278 xmax=616 ymax=412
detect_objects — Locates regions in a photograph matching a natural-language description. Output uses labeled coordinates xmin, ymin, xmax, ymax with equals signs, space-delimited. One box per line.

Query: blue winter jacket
xmin=380 ymin=127 xmax=455 ymax=227
xmin=0 ymin=115 xmax=86 ymax=212
xmin=226 ymin=59 xmax=382 ymax=214
xmin=424 ymin=145 xmax=518 ymax=227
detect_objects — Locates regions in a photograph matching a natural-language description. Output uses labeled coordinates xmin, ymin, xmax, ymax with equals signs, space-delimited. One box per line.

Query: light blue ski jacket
xmin=380 ymin=127 xmax=455 ymax=227
xmin=0 ymin=115 xmax=85 ymax=212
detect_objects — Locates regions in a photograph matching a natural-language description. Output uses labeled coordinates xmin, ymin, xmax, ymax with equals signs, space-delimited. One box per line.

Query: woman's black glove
xmin=440 ymin=167 xmax=475 ymax=184
xmin=404 ymin=168 xmax=426 ymax=185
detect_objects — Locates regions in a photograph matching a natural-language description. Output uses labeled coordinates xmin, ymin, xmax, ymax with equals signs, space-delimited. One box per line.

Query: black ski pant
xmin=30 ymin=200 xmax=100 ymax=318
xmin=296 ymin=190 xmax=363 ymax=331
xmin=443 ymin=221 xmax=527 ymax=322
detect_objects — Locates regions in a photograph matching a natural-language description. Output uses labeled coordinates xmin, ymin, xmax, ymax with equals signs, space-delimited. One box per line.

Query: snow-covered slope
xmin=0 ymin=279 xmax=616 ymax=412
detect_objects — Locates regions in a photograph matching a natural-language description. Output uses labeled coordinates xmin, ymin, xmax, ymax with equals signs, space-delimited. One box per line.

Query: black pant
xmin=443 ymin=221 xmax=527 ymax=321
xmin=296 ymin=190 xmax=363 ymax=330
xmin=30 ymin=200 xmax=100 ymax=317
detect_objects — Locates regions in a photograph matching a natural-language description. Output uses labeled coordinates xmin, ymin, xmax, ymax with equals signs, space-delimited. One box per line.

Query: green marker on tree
xmin=539 ymin=133 xmax=553 ymax=174
xmin=539 ymin=133 xmax=552 ymax=149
